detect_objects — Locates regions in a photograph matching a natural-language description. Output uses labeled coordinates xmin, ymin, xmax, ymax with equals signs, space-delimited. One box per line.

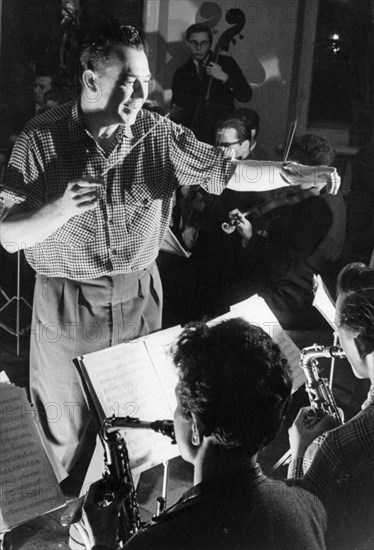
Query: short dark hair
xmin=170 ymin=318 xmax=292 ymax=454
xmin=337 ymin=262 xmax=374 ymax=348
xmin=186 ymin=23 xmax=213 ymax=43
xmin=289 ymin=134 xmax=336 ymax=166
xmin=78 ymin=19 xmax=143 ymax=75
xmin=217 ymin=108 xmax=260 ymax=141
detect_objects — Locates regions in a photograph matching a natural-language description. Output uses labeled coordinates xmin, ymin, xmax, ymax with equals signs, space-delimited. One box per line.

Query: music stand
xmin=0 ymin=248 xmax=32 ymax=356
xmin=0 ymin=165 xmax=32 ymax=355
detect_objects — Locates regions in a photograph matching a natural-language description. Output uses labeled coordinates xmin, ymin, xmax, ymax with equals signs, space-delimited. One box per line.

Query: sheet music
xmin=76 ymin=337 xmax=180 ymax=476
xmin=206 ymin=311 xmax=237 ymax=326
xmin=0 ymin=378 xmax=65 ymax=532
xmin=230 ymin=295 xmax=304 ymax=391
xmin=143 ymin=325 xmax=181 ymax=413
xmin=312 ymin=275 xmax=337 ymax=330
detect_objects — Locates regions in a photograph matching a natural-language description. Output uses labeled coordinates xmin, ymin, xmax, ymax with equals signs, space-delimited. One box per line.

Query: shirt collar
xmin=117 ymin=123 xmax=134 ymax=140
xmin=192 ymin=53 xmax=211 ymax=69
xmin=68 ymin=101 xmax=87 ymax=143
xmin=179 ymin=463 xmax=264 ymax=505
xmin=361 ymin=384 xmax=374 ymax=410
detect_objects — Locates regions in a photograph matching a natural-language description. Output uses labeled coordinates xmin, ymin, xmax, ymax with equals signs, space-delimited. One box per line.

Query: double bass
xmin=190 ymin=9 xmax=247 ymax=143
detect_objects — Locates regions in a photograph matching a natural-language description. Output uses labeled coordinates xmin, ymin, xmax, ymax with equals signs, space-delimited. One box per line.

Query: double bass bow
xmin=190 ymin=9 xmax=246 ymax=136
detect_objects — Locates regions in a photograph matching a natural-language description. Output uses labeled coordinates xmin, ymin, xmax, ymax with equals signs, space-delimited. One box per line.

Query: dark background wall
xmin=0 ymin=0 xmax=144 ymax=150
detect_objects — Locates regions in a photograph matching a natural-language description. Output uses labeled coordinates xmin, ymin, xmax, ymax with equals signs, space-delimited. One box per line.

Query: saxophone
xmin=300 ymin=344 xmax=346 ymax=426
xmin=99 ymin=416 xmax=176 ymax=547
xmin=271 ymin=343 xmax=346 ymax=473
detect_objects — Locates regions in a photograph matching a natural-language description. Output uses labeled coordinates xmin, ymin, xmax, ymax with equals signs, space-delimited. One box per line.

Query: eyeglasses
xmin=188 ymin=40 xmax=210 ymax=48
xmin=217 ymin=140 xmax=243 ymax=147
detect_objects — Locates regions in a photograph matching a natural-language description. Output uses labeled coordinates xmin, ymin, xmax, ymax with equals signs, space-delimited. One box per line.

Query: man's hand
xmin=206 ymin=62 xmax=229 ymax=83
xmin=288 ymin=406 xmax=338 ymax=458
xmin=56 ymin=177 xmax=104 ymax=219
xmin=76 ymin=478 xmax=132 ymax=549
xmin=229 ymin=209 xmax=253 ymax=244
xmin=1 ymin=176 xmax=104 ymax=251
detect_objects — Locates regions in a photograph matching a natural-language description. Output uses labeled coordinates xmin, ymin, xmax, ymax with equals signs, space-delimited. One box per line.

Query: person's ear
xmin=250 ymin=129 xmax=256 ymax=142
xmin=354 ymin=335 xmax=374 ymax=378
xmin=354 ymin=335 xmax=374 ymax=359
xmin=242 ymin=139 xmax=251 ymax=151
xmin=82 ymin=69 xmax=98 ymax=93
xmin=190 ymin=413 xmax=204 ymax=447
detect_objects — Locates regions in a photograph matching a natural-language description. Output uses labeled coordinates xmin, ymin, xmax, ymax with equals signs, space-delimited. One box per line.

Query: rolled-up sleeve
xmin=1 ymin=130 xmax=45 ymax=210
xmin=168 ymin=122 xmax=234 ymax=194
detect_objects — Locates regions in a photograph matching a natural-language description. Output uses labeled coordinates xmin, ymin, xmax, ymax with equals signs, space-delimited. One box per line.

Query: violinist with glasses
xmin=204 ymin=132 xmax=345 ymax=330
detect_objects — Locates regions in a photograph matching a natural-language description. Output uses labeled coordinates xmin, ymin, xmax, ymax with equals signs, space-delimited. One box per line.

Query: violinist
xmin=210 ymin=133 xmax=346 ymax=330
xmin=170 ymin=23 xmax=252 ymax=144
xmin=215 ymin=108 xmax=271 ymax=161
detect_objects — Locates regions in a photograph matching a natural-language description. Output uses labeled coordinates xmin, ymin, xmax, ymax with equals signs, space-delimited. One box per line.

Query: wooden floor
xmin=0 ymin=259 xmax=370 ymax=549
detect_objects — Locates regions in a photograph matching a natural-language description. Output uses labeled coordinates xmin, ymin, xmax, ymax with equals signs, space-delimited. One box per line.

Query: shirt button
xmin=143 ymin=198 xmax=150 ymax=206
xmin=111 ymin=249 xmax=117 ymax=255
xmin=108 ymin=219 xmax=114 ymax=225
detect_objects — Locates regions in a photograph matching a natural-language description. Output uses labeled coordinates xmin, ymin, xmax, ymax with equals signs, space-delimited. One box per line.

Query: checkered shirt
xmin=2 ymin=101 xmax=233 ymax=279
xmin=288 ymin=402 xmax=374 ymax=547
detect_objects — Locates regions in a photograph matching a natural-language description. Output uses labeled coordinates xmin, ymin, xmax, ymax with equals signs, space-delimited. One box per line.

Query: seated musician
xmin=203 ymin=133 xmax=345 ymax=330
xmin=215 ymin=107 xmax=271 ymax=161
xmin=73 ymin=318 xmax=327 ymax=550
xmin=170 ymin=108 xmax=269 ymax=251
xmin=159 ymin=108 xmax=275 ymax=327
xmin=288 ymin=262 xmax=374 ymax=549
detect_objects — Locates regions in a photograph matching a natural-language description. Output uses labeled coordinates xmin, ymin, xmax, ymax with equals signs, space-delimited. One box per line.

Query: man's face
xmin=34 ymin=76 xmax=52 ymax=105
xmin=335 ymin=295 xmax=367 ymax=379
xmin=216 ymin=127 xmax=250 ymax=160
xmin=88 ymin=46 xmax=151 ymax=126
xmin=187 ymin=32 xmax=211 ymax=61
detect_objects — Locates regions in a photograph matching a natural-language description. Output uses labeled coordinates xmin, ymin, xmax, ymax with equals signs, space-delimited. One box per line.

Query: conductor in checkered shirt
xmin=0 ymin=19 xmax=235 ymax=482
xmin=0 ymin=19 xmax=337 ymax=484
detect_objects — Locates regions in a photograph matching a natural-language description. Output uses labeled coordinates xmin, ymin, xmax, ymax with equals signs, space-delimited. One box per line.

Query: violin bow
xmin=282 ymin=118 xmax=298 ymax=162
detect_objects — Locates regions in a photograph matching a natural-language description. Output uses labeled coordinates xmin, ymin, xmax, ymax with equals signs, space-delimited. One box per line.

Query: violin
xmin=221 ymin=119 xmax=299 ymax=235
xmin=221 ymin=186 xmax=319 ymax=235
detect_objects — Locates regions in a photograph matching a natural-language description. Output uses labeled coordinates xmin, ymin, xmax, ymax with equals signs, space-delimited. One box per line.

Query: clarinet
xmin=99 ymin=416 xmax=176 ymax=547
xmin=299 ymin=344 xmax=346 ymax=426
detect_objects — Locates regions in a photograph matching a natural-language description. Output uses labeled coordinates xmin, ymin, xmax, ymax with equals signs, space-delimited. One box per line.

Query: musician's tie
xmin=197 ymin=61 xmax=205 ymax=80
